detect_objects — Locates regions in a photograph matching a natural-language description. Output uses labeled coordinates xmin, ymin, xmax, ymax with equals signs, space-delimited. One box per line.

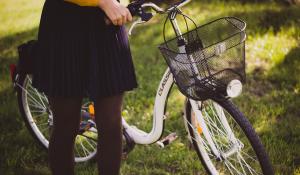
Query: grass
xmin=0 ymin=0 xmax=300 ymax=174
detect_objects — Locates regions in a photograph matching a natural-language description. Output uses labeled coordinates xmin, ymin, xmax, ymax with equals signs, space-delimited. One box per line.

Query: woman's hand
xmin=98 ymin=0 xmax=132 ymax=26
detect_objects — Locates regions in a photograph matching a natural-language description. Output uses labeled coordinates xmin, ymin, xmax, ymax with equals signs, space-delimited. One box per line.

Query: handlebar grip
xmin=105 ymin=0 xmax=142 ymax=25
xmin=127 ymin=0 xmax=144 ymax=16
xmin=127 ymin=0 xmax=153 ymax=22
xmin=105 ymin=0 xmax=152 ymax=25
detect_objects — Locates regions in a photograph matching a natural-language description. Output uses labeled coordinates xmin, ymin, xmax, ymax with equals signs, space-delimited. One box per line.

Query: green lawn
xmin=0 ymin=0 xmax=300 ymax=174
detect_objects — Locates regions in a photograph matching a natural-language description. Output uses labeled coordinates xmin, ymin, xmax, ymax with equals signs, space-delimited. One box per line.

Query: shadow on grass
xmin=258 ymin=8 xmax=300 ymax=33
xmin=267 ymin=47 xmax=300 ymax=172
xmin=267 ymin=46 xmax=300 ymax=88
xmin=0 ymin=27 xmax=38 ymax=73
xmin=231 ymin=5 xmax=300 ymax=34
xmin=232 ymin=0 xmax=297 ymax=5
xmin=237 ymin=46 xmax=300 ymax=173
xmin=0 ymin=86 xmax=49 ymax=175
xmin=0 ymin=27 xmax=49 ymax=175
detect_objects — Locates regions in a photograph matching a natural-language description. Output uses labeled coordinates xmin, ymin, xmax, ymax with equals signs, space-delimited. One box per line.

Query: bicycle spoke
xmin=28 ymin=77 xmax=48 ymax=108
xmin=32 ymin=112 xmax=47 ymax=118
xmin=27 ymin=94 xmax=45 ymax=111
xmin=237 ymin=154 xmax=248 ymax=175
xmin=79 ymin=141 xmax=89 ymax=157
xmin=224 ymin=161 xmax=235 ymax=175
xmin=27 ymin=79 xmax=47 ymax=109
xmin=204 ymin=110 xmax=227 ymax=137
xmin=79 ymin=133 xmax=98 ymax=142
xmin=226 ymin=156 xmax=255 ymax=175
xmin=29 ymin=109 xmax=46 ymax=114
xmin=237 ymin=153 xmax=261 ymax=175
xmin=203 ymin=111 xmax=229 ymax=152
xmin=39 ymin=125 xmax=50 ymax=133
xmin=74 ymin=144 xmax=80 ymax=157
xmin=84 ymin=138 xmax=97 ymax=151
xmin=192 ymin=131 xmax=214 ymax=157
xmin=225 ymin=159 xmax=242 ymax=175
xmin=208 ymin=103 xmax=227 ymax=132
xmin=28 ymin=101 xmax=45 ymax=110
xmin=240 ymin=150 xmax=260 ymax=163
xmin=17 ymin=82 xmax=45 ymax=110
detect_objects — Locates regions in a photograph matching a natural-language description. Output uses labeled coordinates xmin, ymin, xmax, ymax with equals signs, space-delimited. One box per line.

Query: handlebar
xmin=128 ymin=0 xmax=191 ymax=16
xmin=127 ymin=0 xmax=192 ymax=35
xmin=143 ymin=0 xmax=191 ymax=13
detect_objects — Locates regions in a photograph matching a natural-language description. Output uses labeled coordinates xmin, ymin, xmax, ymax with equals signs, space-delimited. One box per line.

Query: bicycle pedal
xmin=122 ymin=152 xmax=128 ymax=160
xmin=157 ymin=132 xmax=178 ymax=148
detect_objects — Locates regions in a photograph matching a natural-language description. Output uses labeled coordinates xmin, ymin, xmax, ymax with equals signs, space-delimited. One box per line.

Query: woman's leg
xmin=48 ymin=96 xmax=83 ymax=175
xmin=94 ymin=93 xmax=124 ymax=175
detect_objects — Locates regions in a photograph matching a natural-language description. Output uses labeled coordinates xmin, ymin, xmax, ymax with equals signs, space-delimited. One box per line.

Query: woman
xmin=32 ymin=0 xmax=137 ymax=174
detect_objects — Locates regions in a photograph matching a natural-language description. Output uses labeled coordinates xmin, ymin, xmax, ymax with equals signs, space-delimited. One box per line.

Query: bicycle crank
xmin=122 ymin=128 xmax=136 ymax=159
xmin=156 ymin=132 xmax=178 ymax=148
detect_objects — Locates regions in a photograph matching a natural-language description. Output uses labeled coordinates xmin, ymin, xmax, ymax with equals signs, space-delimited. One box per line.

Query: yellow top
xmin=64 ymin=0 xmax=99 ymax=7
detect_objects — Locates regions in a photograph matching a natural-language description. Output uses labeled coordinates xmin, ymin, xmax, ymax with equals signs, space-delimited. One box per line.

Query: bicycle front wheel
xmin=184 ymin=98 xmax=274 ymax=175
xmin=16 ymin=74 xmax=97 ymax=162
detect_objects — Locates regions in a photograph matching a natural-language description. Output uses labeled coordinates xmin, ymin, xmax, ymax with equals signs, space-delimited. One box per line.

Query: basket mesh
xmin=159 ymin=17 xmax=246 ymax=100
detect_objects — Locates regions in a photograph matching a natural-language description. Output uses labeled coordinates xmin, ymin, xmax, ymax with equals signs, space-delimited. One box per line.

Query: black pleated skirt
xmin=32 ymin=0 xmax=138 ymax=101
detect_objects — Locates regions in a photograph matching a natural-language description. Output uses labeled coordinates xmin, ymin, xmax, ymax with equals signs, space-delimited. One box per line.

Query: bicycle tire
xmin=16 ymin=74 xmax=97 ymax=162
xmin=184 ymin=98 xmax=274 ymax=175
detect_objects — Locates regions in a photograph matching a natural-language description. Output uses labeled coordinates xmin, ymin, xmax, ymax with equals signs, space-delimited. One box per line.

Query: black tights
xmin=48 ymin=94 xmax=123 ymax=175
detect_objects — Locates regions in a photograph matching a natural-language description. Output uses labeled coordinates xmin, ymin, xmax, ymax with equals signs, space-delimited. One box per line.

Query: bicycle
xmin=10 ymin=0 xmax=274 ymax=174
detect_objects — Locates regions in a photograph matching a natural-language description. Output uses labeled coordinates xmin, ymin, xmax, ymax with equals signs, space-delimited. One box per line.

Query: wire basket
xmin=159 ymin=17 xmax=246 ymax=100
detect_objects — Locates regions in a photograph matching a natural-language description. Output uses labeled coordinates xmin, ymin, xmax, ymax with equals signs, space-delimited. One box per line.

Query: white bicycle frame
xmin=122 ymin=0 xmax=191 ymax=145
xmin=122 ymin=68 xmax=173 ymax=144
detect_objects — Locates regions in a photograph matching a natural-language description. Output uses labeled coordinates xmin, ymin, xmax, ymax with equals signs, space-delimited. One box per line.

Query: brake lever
xmin=128 ymin=18 xmax=145 ymax=36
xmin=127 ymin=0 xmax=153 ymax=36
xmin=128 ymin=10 xmax=153 ymax=36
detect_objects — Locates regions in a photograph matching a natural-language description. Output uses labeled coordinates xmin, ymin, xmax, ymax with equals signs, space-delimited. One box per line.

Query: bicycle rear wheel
xmin=16 ymin=74 xmax=97 ymax=162
xmin=184 ymin=98 xmax=274 ymax=175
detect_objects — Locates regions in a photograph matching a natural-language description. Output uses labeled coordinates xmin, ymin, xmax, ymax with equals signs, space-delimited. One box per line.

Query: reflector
xmin=9 ymin=64 xmax=16 ymax=81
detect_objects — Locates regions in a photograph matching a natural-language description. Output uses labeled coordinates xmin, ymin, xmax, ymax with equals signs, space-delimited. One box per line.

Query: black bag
xmin=17 ymin=40 xmax=38 ymax=74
